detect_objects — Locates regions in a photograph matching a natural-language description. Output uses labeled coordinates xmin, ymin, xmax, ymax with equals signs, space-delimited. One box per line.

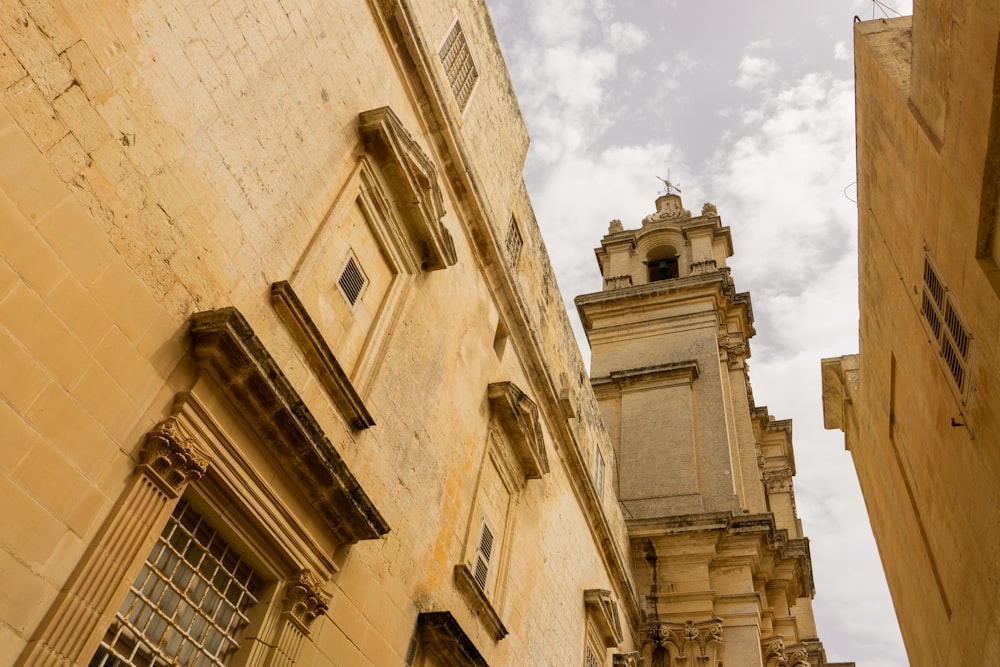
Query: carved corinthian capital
xmin=650 ymin=618 xmax=723 ymax=664
xmin=140 ymin=418 xmax=209 ymax=495
xmin=762 ymin=468 xmax=794 ymax=494
xmin=283 ymin=569 xmax=330 ymax=632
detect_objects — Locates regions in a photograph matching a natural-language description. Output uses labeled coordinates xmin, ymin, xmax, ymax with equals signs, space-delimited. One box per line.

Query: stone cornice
xmin=575 ymin=267 xmax=755 ymax=341
xmin=188 ymin=307 xmax=390 ymax=545
xmin=416 ymin=611 xmax=489 ymax=667
xmin=585 ymin=588 xmax=624 ymax=648
xmin=358 ymin=106 xmax=456 ymax=271
xmin=487 ymin=381 xmax=549 ymax=479
xmin=628 ymin=511 xmax=815 ymax=599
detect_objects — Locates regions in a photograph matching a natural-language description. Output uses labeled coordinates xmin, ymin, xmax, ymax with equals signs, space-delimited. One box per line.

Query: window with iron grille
xmin=338 ymin=254 xmax=368 ymax=306
xmin=92 ymin=499 xmax=262 ymax=667
xmin=505 ymin=217 xmax=522 ymax=267
xmin=921 ymin=256 xmax=971 ymax=395
xmin=439 ymin=20 xmax=478 ymax=110
xmin=585 ymin=644 xmax=601 ymax=667
xmin=473 ymin=520 xmax=494 ymax=591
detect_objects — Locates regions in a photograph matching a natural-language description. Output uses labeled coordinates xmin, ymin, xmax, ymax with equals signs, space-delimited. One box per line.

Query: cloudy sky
xmin=489 ymin=1 xmax=912 ymax=665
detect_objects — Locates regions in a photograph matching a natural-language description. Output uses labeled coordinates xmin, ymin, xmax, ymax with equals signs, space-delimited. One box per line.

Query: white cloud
xmin=606 ymin=21 xmax=649 ymax=54
xmin=675 ymin=50 xmax=701 ymax=72
xmin=736 ymin=54 xmax=779 ymax=90
xmin=834 ymin=40 xmax=851 ymax=60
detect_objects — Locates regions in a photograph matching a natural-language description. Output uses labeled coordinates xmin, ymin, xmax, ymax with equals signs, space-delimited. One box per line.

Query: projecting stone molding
xmin=415 ymin=611 xmax=489 ymax=667
xmin=584 ymin=588 xmax=624 ymax=648
xmin=271 ymin=280 xmax=375 ymax=430
xmin=487 ymin=381 xmax=549 ymax=480
xmin=453 ymin=564 xmax=509 ymax=641
xmin=189 ymin=306 xmax=390 ymax=544
xmin=358 ymin=106 xmax=457 ymax=271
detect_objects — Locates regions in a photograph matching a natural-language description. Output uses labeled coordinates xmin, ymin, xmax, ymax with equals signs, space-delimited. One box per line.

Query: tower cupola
xmin=594 ymin=194 xmax=733 ymax=291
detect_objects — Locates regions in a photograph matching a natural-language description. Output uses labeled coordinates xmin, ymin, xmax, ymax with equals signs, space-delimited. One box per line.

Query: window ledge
xmin=453 ymin=564 xmax=509 ymax=641
xmin=271 ymin=281 xmax=375 ymax=430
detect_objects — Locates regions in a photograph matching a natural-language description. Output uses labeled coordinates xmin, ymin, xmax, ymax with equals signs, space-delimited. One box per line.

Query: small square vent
xmin=338 ymin=255 xmax=367 ymax=306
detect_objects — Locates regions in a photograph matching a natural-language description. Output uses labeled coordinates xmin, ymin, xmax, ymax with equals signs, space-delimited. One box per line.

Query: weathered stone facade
xmin=0 ymin=0 xmax=637 ymax=664
xmin=0 ymin=1 xmax=851 ymax=666
xmin=578 ymin=194 xmax=851 ymax=667
xmin=823 ymin=3 xmax=1000 ymax=665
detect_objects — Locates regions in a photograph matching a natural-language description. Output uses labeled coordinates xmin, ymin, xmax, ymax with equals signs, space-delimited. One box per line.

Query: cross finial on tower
xmin=656 ymin=169 xmax=682 ymax=196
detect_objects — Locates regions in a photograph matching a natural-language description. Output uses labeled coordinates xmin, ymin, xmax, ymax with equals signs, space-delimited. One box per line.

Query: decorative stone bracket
xmin=487 ymin=381 xmax=549 ymax=479
xmin=358 ymin=106 xmax=457 ymax=271
xmin=584 ymin=589 xmax=624 ymax=648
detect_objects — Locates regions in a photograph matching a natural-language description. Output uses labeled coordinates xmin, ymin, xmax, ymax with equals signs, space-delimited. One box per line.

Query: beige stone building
xmin=0 ymin=0 xmax=846 ymax=665
xmin=577 ymin=193 xmax=850 ymax=667
xmin=823 ymin=2 xmax=1000 ymax=665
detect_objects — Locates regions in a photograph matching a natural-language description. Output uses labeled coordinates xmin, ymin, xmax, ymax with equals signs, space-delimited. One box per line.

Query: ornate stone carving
xmin=701 ymin=202 xmax=719 ymax=217
xmin=763 ymin=636 xmax=788 ymax=666
xmin=605 ymin=275 xmax=633 ymax=290
xmin=613 ymin=651 xmax=640 ymax=667
xmin=690 ymin=259 xmax=718 ymax=274
xmin=762 ymin=636 xmax=812 ymax=667
xmin=649 ymin=618 xmax=723 ymax=665
xmin=788 ymin=647 xmax=812 ymax=666
xmin=643 ymin=193 xmax=691 ymax=225
xmin=609 ymin=219 xmax=624 ymax=233
xmin=763 ymin=468 xmax=794 ymax=494
xmin=718 ymin=333 xmax=749 ymax=370
xmin=140 ymin=418 xmax=209 ymax=494
xmin=283 ymin=569 xmax=330 ymax=631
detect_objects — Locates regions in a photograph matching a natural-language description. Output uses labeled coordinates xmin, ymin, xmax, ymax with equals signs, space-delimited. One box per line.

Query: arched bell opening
xmin=646 ymin=245 xmax=679 ymax=282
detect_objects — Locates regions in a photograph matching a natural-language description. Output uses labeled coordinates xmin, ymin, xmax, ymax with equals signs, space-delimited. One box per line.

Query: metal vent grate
xmin=473 ymin=522 xmax=494 ymax=590
xmin=505 ymin=217 xmax=523 ymax=267
xmin=440 ymin=21 xmax=479 ymax=110
xmin=338 ymin=255 xmax=367 ymax=306
xmin=921 ymin=256 xmax=971 ymax=394
xmin=92 ymin=499 xmax=261 ymax=667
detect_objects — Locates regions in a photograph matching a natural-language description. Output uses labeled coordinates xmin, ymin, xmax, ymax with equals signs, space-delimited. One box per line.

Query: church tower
xmin=576 ymin=191 xmax=851 ymax=667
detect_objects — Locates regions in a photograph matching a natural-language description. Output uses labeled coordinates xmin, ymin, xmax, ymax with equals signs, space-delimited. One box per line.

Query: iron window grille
xmin=505 ymin=217 xmax=523 ymax=267
xmin=91 ymin=499 xmax=261 ymax=667
xmin=439 ymin=20 xmax=479 ymax=110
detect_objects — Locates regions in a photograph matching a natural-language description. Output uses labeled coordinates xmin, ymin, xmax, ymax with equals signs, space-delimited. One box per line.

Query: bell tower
xmin=576 ymin=193 xmax=852 ymax=667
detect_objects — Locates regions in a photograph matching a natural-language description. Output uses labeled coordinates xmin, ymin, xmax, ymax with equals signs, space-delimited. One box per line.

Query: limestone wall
xmin=0 ymin=0 xmax=634 ymax=664
xmin=844 ymin=12 xmax=1000 ymax=665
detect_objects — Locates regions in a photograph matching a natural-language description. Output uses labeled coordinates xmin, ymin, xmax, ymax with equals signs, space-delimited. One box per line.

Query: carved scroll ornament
xmin=283 ymin=569 xmax=331 ymax=632
xmin=140 ymin=418 xmax=209 ymax=495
